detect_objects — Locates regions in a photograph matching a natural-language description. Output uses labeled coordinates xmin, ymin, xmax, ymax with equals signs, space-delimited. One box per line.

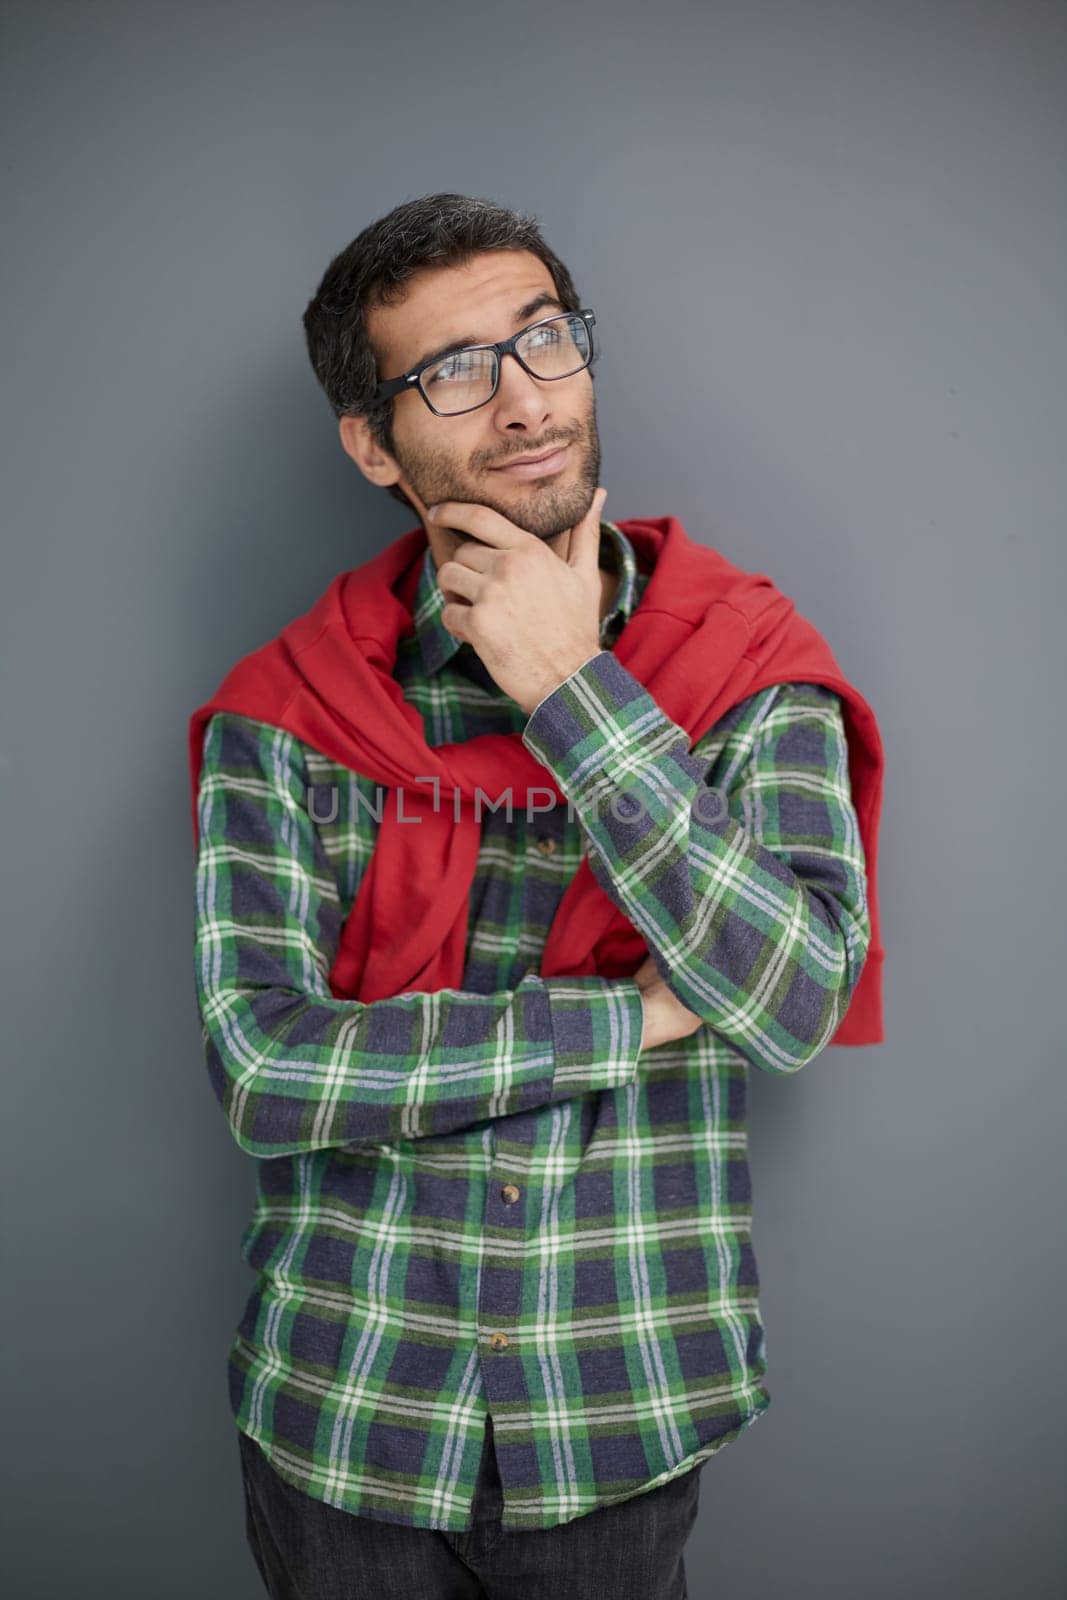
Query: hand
xmin=423 ymin=487 xmax=610 ymax=716
xmin=632 ymin=952 xmax=704 ymax=1053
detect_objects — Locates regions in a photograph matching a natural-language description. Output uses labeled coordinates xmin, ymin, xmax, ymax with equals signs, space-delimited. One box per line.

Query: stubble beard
xmin=397 ymin=409 xmax=604 ymax=544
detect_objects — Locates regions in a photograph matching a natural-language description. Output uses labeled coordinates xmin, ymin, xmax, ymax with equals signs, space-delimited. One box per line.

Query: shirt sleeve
xmin=521 ymin=652 xmax=872 ymax=1076
xmin=193 ymin=712 xmax=645 ymax=1158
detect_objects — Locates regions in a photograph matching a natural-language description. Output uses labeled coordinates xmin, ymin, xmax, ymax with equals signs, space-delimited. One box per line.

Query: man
xmin=189 ymin=192 xmax=883 ymax=1599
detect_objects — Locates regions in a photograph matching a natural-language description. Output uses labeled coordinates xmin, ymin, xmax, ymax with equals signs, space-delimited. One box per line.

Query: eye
xmin=426 ymin=348 xmax=492 ymax=386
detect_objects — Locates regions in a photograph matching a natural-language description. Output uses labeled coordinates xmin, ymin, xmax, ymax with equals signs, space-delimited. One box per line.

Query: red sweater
xmin=189 ymin=516 xmax=885 ymax=1045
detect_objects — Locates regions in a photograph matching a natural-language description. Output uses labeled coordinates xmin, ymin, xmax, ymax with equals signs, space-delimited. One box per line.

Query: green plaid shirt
xmin=193 ymin=520 xmax=871 ymax=1532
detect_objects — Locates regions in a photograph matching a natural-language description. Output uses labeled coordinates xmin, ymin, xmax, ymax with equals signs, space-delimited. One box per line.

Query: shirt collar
xmin=412 ymin=519 xmax=641 ymax=679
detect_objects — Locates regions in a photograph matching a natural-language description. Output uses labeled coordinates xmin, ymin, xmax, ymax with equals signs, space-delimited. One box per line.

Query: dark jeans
xmin=236 ymin=1417 xmax=704 ymax=1599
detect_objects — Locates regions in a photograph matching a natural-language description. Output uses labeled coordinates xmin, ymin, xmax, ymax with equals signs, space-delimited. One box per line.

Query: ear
xmin=338 ymin=414 xmax=401 ymax=488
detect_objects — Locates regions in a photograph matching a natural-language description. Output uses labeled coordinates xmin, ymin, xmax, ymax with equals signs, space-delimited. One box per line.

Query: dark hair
xmin=301 ymin=192 xmax=586 ymax=512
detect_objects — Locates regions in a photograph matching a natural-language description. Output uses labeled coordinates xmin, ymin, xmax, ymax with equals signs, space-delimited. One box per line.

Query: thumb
xmin=567 ymin=486 xmax=608 ymax=574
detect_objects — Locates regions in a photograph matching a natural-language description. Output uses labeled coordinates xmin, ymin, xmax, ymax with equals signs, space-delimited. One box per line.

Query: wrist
xmin=523 ymin=645 xmax=604 ymax=718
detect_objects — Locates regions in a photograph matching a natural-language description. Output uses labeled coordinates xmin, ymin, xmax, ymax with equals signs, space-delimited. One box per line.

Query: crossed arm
xmin=192 ymin=655 xmax=870 ymax=1158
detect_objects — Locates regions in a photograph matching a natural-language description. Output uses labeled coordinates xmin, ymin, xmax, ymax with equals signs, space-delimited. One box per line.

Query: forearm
xmin=523 ymin=655 xmax=871 ymax=1074
xmin=197 ymin=970 xmax=645 ymax=1157
xmin=195 ymin=709 xmax=646 ymax=1155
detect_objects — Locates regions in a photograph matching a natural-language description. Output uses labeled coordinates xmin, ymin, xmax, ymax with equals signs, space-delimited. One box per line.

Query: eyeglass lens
xmin=420 ymin=314 xmax=591 ymax=415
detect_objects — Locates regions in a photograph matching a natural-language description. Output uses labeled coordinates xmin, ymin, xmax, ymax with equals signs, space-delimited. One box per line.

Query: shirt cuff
xmin=525 ymin=650 xmax=606 ymax=723
xmin=522 ymin=649 xmax=666 ymax=798
xmin=545 ymin=975 xmax=645 ymax=1092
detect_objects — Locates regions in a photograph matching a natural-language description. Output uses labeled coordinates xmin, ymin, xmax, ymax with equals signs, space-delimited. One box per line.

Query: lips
xmin=492 ymin=444 xmax=570 ymax=478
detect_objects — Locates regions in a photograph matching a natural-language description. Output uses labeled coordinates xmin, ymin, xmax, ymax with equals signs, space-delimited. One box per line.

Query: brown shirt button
xmin=500 ymin=1184 xmax=520 ymax=1204
xmin=488 ymin=1332 xmax=510 ymax=1352
xmin=535 ymin=836 xmax=556 ymax=856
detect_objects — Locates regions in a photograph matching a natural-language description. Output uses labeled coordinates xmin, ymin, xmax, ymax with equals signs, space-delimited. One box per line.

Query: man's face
xmin=359 ymin=249 xmax=601 ymax=544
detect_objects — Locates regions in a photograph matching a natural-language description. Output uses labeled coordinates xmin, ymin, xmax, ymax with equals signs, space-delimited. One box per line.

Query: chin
xmin=503 ymin=481 xmax=599 ymax=536
xmin=518 ymin=505 xmax=587 ymax=541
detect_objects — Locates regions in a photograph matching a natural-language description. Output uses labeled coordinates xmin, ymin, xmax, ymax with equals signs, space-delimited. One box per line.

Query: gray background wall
xmin=2 ymin=2 xmax=1063 ymax=1595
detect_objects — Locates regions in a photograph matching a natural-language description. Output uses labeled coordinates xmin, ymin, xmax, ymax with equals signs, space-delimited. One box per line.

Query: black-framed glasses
xmin=369 ymin=307 xmax=596 ymax=417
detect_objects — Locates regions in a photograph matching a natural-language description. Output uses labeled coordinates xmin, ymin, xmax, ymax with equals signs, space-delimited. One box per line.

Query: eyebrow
xmin=406 ymin=292 xmax=565 ymax=375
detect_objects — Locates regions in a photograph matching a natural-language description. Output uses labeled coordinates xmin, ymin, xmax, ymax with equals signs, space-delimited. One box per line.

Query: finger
xmin=566 ymin=486 xmax=608 ymax=574
xmin=425 ymin=501 xmax=526 ymax=548
xmin=440 ymin=601 xmax=473 ymax=640
xmin=449 ymin=540 xmax=498 ymax=573
xmin=436 ymin=561 xmax=486 ymax=603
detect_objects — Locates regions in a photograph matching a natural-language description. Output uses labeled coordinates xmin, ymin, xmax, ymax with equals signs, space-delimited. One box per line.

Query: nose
xmin=492 ymin=350 xmax=552 ymax=426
